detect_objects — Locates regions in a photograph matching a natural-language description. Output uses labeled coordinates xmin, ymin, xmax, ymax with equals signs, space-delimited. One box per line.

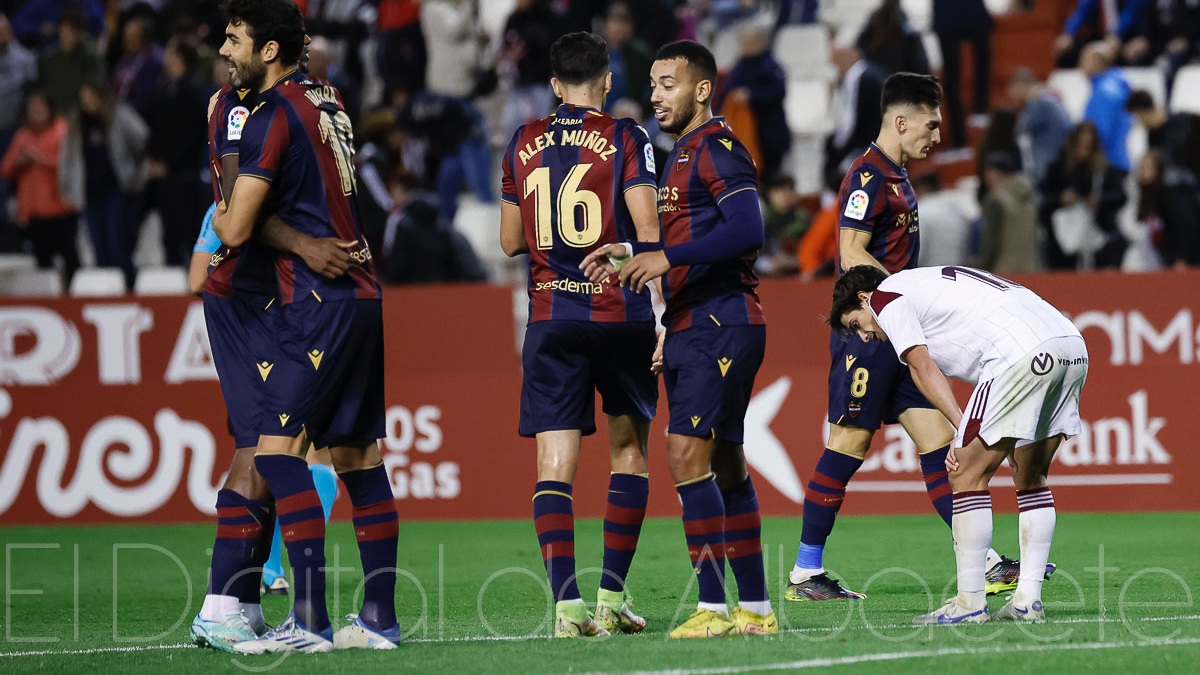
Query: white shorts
xmin=957 ymin=336 xmax=1089 ymax=449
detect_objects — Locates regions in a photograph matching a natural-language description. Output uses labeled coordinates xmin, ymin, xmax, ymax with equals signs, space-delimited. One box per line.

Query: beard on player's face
xmin=231 ymin=54 xmax=267 ymax=90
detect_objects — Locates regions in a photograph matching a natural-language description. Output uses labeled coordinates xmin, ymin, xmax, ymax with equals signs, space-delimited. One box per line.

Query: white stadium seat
xmin=775 ymin=24 xmax=833 ymax=81
xmin=1047 ymin=69 xmax=1090 ymax=122
xmin=1169 ymin=65 xmax=1200 ymax=113
xmin=134 ymin=267 xmax=190 ymax=296
xmin=785 ymin=79 xmax=834 ymax=136
xmin=6 ymin=269 xmax=63 ymax=296
xmin=69 ymin=268 xmax=126 ymax=297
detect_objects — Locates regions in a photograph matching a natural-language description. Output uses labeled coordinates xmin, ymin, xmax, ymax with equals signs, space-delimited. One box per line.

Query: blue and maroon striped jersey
xmin=237 ymin=72 xmax=380 ymax=304
xmin=657 ymin=118 xmax=765 ymax=332
xmin=203 ymin=84 xmax=276 ymax=299
xmin=835 ymin=143 xmax=920 ymax=275
xmin=502 ymin=104 xmax=657 ymax=324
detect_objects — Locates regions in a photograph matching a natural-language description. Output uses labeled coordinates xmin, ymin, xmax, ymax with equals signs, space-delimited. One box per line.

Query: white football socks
xmin=951 ymin=491 xmax=993 ymax=610
xmin=1015 ymin=487 xmax=1056 ymax=605
xmin=199 ymin=594 xmax=241 ymax=621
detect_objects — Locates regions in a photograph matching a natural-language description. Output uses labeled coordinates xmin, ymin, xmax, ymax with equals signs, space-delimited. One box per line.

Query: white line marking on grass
xmin=581 ymin=637 xmax=1200 ymax=675
xmin=850 ymin=473 xmax=1173 ymax=492
xmin=2 ymin=614 xmax=1198 ymax=657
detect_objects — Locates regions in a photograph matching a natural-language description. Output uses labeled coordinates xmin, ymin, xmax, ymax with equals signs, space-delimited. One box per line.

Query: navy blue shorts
xmin=262 ymin=298 xmax=386 ymax=448
xmin=663 ymin=324 xmax=765 ymax=444
xmin=519 ymin=320 xmax=658 ymax=438
xmin=203 ymin=292 xmax=278 ymax=448
xmin=827 ymin=329 xmax=933 ymax=429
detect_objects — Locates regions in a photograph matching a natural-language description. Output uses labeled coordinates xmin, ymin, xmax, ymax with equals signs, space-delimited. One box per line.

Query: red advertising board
xmin=0 ymin=270 xmax=1196 ymax=524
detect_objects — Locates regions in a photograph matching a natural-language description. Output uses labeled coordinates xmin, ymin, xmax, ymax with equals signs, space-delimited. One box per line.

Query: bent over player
xmin=585 ymin=40 xmax=774 ymax=639
xmin=500 ymin=31 xmax=660 ymax=638
xmin=831 ymin=265 xmax=1087 ymax=624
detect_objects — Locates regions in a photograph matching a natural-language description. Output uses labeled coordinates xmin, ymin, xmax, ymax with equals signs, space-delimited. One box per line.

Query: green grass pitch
xmin=1 ymin=512 xmax=1197 ymax=673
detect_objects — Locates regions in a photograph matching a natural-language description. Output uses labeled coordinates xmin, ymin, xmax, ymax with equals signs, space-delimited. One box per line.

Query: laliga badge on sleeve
xmin=844 ymin=189 xmax=870 ymax=221
xmin=227 ymin=106 xmax=250 ymax=141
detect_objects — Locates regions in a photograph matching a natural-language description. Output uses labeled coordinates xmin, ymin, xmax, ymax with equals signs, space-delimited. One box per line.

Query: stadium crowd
xmin=0 ymin=0 xmax=1198 ymax=295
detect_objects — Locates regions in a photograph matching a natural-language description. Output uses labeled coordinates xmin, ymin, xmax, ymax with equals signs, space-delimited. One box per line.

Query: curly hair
xmin=221 ymin=0 xmax=305 ymax=66
xmin=827 ymin=265 xmax=888 ymax=330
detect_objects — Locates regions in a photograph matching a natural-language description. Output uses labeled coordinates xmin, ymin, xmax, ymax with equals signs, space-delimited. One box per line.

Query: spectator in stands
xmin=913 ymin=172 xmax=974 ymax=267
xmin=1125 ymin=88 xmax=1200 ymax=176
xmin=1054 ymin=0 xmax=1146 ymax=68
xmin=144 ymin=37 xmax=207 ymax=268
xmin=500 ymin=0 xmax=561 ymax=135
xmin=721 ymin=20 xmax=790 ymax=181
xmin=10 ymin=0 xmax=105 ymax=46
xmin=1008 ymin=67 xmax=1073 ymax=185
xmin=824 ymin=45 xmax=887 ymax=191
xmin=1136 ymin=150 xmax=1199 ymax=269
xmin=0 ymin=91 xmax=79 ymax=287
xmin=380 ymin=174 xmax=487 ymax=284
xmin=1080 ymin=41 xmax=1133 ymax=172
xmin=933 ymin=0 xmax=992 ymax=148
xmin=776 ymin=0 xmax=819 ymax=28
xmin=856 ymin=0 xmax=930 ymax=77
xmin=60 ymin=82 xmax=147 ymax=290
xmin=979 ymin=152 xmax=1043 ymax=274
xmin=376 ymin=0 xmax=427 ymax=95
xmin=974 ymin=108 xmax=1022 ymax=201
xmin=1122 ymin=0 xmax=1200 ymax=91
xmin=796 ymin=202 xmax=837 ymax=282
xmin=602 ymin=3 xmax=654 ymax=115
xmin=421 ymin=0 xmax=486 ymax=100
xmin=1039 ymin=121 xmax=1128 ymax=270
xmin=396 ymin=89 xmax=494 ymax=224
xmin=110 ymin=15 xmax=164 ymax=122
xmin=36 ymin=10 xmax=103 ymax=115
xmin=758 ymin=174 xmax=809 ymax=276
xmin=0 ymin=13 xmax=37 ymax=251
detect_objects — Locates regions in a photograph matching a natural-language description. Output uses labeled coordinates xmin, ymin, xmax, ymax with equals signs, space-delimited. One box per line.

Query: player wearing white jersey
xmin=830 ymin=265 xmax=1088 ymax=625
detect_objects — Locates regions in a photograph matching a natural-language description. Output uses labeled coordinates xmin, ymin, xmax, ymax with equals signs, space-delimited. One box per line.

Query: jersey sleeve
xmin=697 ymin=132 xmax=758 ymax=204
xmin=237 ymin=100 xmax=288 ymax=182
xmin=214 ymin=92 xmax=251 ymax=158
xmin=620 ymin=121 xmax=657 ymax=192
xmin=500 ymin=127 xmax=520 ymax=205
xmin=837 ymin=165 xmax=886 ymax=233
xmin=193 ymin=202 xmax=223 ymax=254
xmin=870 ymin=289 xmax=925 ymax=364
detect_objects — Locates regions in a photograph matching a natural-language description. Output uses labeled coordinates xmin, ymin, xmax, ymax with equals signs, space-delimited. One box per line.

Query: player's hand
xmin=650 ymin=329 xmax=665 ymax=374
xmin=620 ymin=251 xmax=669 ymax=293
xmin=300 ymin=238 xmax=358 ymax=278
xmin=578 ymin=243 xmax=625 ymax=284
xmin=945 ymin=445 xmax=960 ymax=473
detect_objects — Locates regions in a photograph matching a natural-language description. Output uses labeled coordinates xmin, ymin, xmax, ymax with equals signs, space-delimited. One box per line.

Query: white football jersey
xmin=869 ymin=266 xmax=1081 ymax=383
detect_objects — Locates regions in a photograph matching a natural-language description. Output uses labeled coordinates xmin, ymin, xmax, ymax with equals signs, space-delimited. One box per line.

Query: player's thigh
xmin=826 ymin=423 xmax=875 ymax=459
xmin=897 ymin=407 xmax=956 ymax=453
xmin=593 ymin=321 xmax=658 ymax=429
xmin=203 ymin=292 xmax=276 ymax=450
xmin=519 ymin=321 xmax=597 ymax=438
xmin=949 ymin=436 xmax=1016 ymax=492
xmin=663 ymin=324 xmax=765 ymax=445
xmin=826 ymin=330 xmax=907 ymax=430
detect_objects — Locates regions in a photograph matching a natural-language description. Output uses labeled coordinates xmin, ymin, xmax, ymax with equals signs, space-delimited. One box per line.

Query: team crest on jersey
xmin=844 ymin=189 xmax=870 ymax=220
xmin=848 ymin=401 xmax=862 ymax=418
xmin=644 ymin=143 xmax=657 ymax=174
xmin=676 ymin=148 xmax=691 ymax=168
xmin=227 ymin=106 xmax=249 ymax=140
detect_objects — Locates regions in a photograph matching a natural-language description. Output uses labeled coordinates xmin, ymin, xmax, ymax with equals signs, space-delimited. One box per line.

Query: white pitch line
xmin=579 ymin=636 xmax=1200 ymax=675
xmin=849 ymin=473 xmax=1174 ymax=492
xmin=2 ymin=613 xmax=1198 ymax=658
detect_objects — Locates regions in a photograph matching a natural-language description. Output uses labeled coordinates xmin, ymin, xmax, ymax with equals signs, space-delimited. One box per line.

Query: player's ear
xmin=858 ymin=291 xmax=871 ymax=308
xmin=603 ymin=71 xmax=612 ymax=96
xmin=695 ymin=78 xmax=712 ymax=106
xmin=550 ymin=77 xmax=563 ymax=100
xmin=261 ymin=39 xmax=279 ymax=64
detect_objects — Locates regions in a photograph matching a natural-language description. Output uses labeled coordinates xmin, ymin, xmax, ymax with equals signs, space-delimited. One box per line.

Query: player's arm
xmin=499 ymin=200 xmax=527 ymax=256
xmin=258 ymin=217 xmax=357 ymax=279
xmin=839 ymin=227 xmax=888 ymax=273
xmin=189 ymin=202 xmax=222 ymax=295
xmin=214 ymin=175 xmax=268 ymax=247
xmin=188 ymin=251 xmax=210 ymax=296
xmin=902 ymin=345 xmax=963 ymax=431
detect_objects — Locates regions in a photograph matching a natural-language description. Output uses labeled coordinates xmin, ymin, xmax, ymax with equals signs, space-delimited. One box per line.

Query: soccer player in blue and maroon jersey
xmin=190 ymin=59 xmax=353 ymax=652
xmin=499 ymin=31 xmax=660 ymax=639
xmin=584 ymin=40 xmax=774 ymax=639
xmin=784 ymin=73 xmax=1046 ymax=602
xmin=212 ymin=0 xmax=397 ymax=654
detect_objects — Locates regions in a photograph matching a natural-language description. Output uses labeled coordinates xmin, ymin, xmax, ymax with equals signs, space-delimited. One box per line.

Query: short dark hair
xmin=655 ymin=40 xmax=718 ymax=91
xmin=1125 ymin=89 xmax=1156 ymax=113
xmin=827 ymin=265 xmax=888 ymax=330
xmin=221 ymin=0 xmax=305 ymax=67
xmin=880 ymin=72 xmax=942 ymax=116
xmin=550 ymin=32 xmax=610 ymax=85
xmin=168 ymin=38 xmax=199 ymax=73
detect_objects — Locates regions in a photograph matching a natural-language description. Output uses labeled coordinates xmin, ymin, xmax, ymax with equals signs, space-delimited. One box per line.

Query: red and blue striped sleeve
xmin=620 ymin=121 xmax=657 ymax=192
xmin=697 ymin=132 xmax=758 ymax=204
xmin=501 ymin=127 xmax=521 ymax=205
xmin=837 ymin=165 xmax=886 ymax=233
xmin=237 ymin=101 xmax=289 ymax=182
